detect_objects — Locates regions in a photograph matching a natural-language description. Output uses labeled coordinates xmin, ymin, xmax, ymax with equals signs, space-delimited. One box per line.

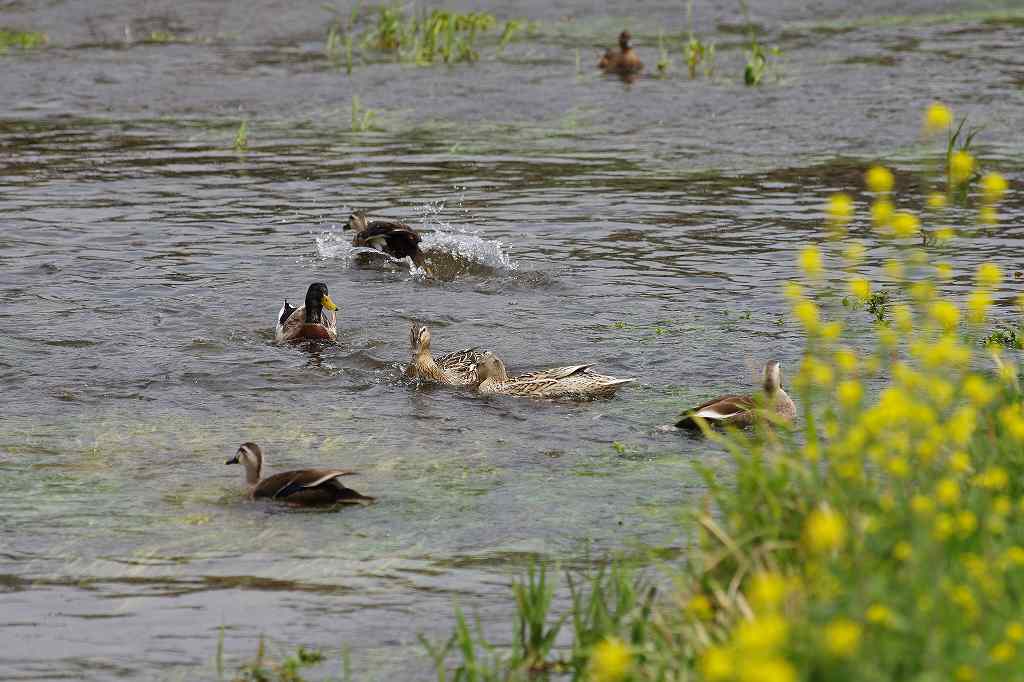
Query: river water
xmin=1 ymin=1 xmax=1022 ymax=679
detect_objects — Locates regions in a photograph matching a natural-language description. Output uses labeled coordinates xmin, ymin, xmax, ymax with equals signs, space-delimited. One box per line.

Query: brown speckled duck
xmin=274 ymin=282 xmax=338 ymax=343
xmin=225 ymin=442 xmax=374 ymax=506
xmin=598 ymin=31 xmax=643 ymax=76
xmin=675 ymin=361 xmax=796 ymax=430
xmin=344 ymin=211 xmax=426 ymax=268
xmin=472 ymin=351 xmax=634 ymax=400
xmin=409 ymin=323 xmax=487 ymax=386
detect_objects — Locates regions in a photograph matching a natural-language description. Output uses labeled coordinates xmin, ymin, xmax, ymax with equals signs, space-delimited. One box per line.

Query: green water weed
xmin=233 ymin=120 xmax=249 ymax=152
xmin=0 ymin=28 xmax=47 ymax=52
xmin=350 ymin=96 xmax=377 ymax=132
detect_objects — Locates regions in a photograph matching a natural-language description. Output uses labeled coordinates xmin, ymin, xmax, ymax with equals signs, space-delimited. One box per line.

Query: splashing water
xmin=315 ymin=218 xmax=518 ymax=279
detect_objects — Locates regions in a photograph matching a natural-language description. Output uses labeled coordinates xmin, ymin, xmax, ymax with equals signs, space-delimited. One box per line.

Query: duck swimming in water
xmin=675 ymin=361 xmax=796 ymax=430
xmin=408 ymin=323 xmax=487 ymax=386
xmin=598 ymin=30 xmax=643 ymax=77
xmin=344 ymin=211 xmax=427 ymax=269
xmin=472 ymin=351 xmax=635 ymax=400
xmin=274 ymin=282 xmax=338 ymax=343
xmin=225 ymin=442 xmax=374 ymax=507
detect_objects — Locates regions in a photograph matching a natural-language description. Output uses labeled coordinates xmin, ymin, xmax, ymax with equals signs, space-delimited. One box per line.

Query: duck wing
xmin=435 ymin=347 xmax=486 ymax=382
xmin=274 ymin=305 xmax=337 ymax=343
xmin=256 ymin=469 xmax=374 ymax=505
xmin=676 ymin=394 xmax=756 ymax=429
xmin=353 ymin=221 xmax=422 ymax=260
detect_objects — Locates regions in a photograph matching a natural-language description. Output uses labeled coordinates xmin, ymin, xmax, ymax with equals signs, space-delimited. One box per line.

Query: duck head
xmin=303 ymin=282 xmax=337 ymax=324
xmin=763 ymin=360 xmax=783 ymax=394
xmin=411 ymin=324 xmax=432 ymax=354
xmin=618 ymin=30 xmax=632 ymax=50
xmin=473 ymin=352 xmax=509 ymax=383
xmin=226 ymin=442 xmax=263 ymax=485
xmin=344 ymin=211 xmax=369 ymax=232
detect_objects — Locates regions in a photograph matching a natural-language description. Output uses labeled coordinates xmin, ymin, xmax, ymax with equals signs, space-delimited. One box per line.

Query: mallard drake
xmin=598 ymin=31 xmax=643 ymax=76
xmin=409 ymin=323 xmax=486 ymax=386
xmin=472 ymin=351 xmax=635 ymax=400
xmin=344 ymin=211 xmax=426 ymax=268
xmin=675 ymin=361 xmax=797 ymax=430
xmin=225 ymin=442 xmax=375 ymax=506
xmin=275 ymin=282 xmax=338 ymax=343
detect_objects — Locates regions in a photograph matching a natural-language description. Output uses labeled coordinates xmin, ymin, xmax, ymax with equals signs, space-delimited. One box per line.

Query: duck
xmin=472 ymin=351 xmax=635 ymax=400
xmin=274 ymin=282 xmax=338 ymax=343
xmin=675 ymin=361 xmax=796 ymax=430
xmin=225 ymin=442 xmax=375 ymax=506
xmin=409 ymin=323 xmax=487 ymax=386
xmin=598 ymin=31 xmax=643 ymax=76
xmin=344 ymin=211 xmax=427 ymax=268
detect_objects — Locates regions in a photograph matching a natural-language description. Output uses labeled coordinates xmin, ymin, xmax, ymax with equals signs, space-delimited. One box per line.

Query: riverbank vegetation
xmin=423 ymin=102 xmax=1021 ymax=681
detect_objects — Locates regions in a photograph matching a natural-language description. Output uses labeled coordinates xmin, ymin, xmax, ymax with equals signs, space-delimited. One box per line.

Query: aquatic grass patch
xmin=0 ymin=28 xmax=47 ymax=53
xmin=350 ymin=96 xmax=378 ymax=133
xmin=431 ymin=102 xmax=1024 ymax=681
xmin=233 ymin=120 xmax=249 ymax=152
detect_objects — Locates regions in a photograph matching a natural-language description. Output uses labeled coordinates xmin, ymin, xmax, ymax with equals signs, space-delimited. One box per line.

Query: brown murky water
xmin=1 ymin=1 xmax=1023 ymax=679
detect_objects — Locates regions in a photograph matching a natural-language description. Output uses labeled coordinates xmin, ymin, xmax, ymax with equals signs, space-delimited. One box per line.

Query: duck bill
xmin=322 ymin=294 xmax=338 ymax=311
xmin=225 ymin=455 xmax=239 ymax=465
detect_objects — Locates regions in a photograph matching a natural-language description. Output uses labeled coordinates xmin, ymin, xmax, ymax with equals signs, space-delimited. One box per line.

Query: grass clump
xmin=233 ymin=120 xmax=249 ymax=152
xmin=984 ymin=327 xmax=1023 ymax=350
xmin=433 ymin=102 xmax=1022 ymax=682
xmin=350 ymin=96 xmax=377 ymax=132
xmin=233 ymin=637 xmax=328 ymax=682
xmin=0 ymin=28 xmax=47 ymax=53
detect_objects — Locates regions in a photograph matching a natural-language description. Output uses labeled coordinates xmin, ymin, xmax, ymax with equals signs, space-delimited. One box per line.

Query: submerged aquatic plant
xmin=350 ymin=96 xmax=377 ymax=133
xmin=0 ymin=28 xmax=47 ymax=52
xmin=233 ymin=120 xmax=249 ymax=152
xmin=432 ymin=101 xmax=1022 ymax=682
xmin=739 ymin=0 xmax=780 ymax=85
xmin=233 ymin=637 xmax=328 ymax=682
xmin=684 ymin=0 xmax=716 ymax=78
xmin=655 ymin=31 xmax=672 ymax=77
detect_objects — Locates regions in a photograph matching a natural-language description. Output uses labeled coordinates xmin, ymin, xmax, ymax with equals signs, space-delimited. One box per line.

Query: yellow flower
xmin=928 ymin=301 xmax=960 ymax=330
xmin=800 ymin=356 xmax=834 ymax=387
xmin=967 ymin=290 xmax=991 ymax=324
xmin=891 ymin=211 xmax=920 ymax=238
xmin=837 ymin=380 xmax=863 ymax=408
xmin=955 ymin=664 xmax=976 ymax=682
xmin=949 ymin=451 xmax=971 ymax=473
xmin=950 ymin=150 xmax=975 ymax=185
xmin=927 ymin=192 xmax=947 ymax=209
xmin=947 ymin=407 xmax=976 ymax=446
xmin=783 ymin=281 xmax=804 ymax=301
xmin=827 ymin=193 xmax=854 ymax=223
xmin=976 ymin=262 xmax=1003 ymax=288
xmin=886 ymin=456 xmax=910 ymax=478
xmin=982 ymin=172 xmax=1008 ymax=203
xmin=975 ymin=466 xmax=1009 ymax=490
xmin=957 ymin=510 xmax=978 ymax=536
xmin=842 ymin=242 xmax=866 ymax=264
xmin=963 ymin=375 xmax=996 ymax=406
xmin=999 ymin=405 xmax=1024 ymax=441
xmin=823 ymin=619 xmax=861 ymax=658
xmin=799 ymin=245 xmax=823 ymax=277
xmin=734 ymin=614 xmax=789 ymax=653
xmin=932 ymin=513 xmax=954 ymax=540
xmin=871 ymin=199 xmax=894 ymax=228
xmin=893 ymin=540 xmax=912 ymax=561
xmin=866 ymin=165 xmax=894 ymax=193
xmin=1007 ymin=622 xmax=1024 ymax=643
xmin=865 ymin=603 xmax=895 ymax=626
xmin=699 ymin=646 xmax=733 ymax=681
xmin=803 ymin=505 xmax=846 ymax=554
xmin=924 ymin=102 xmax=952 ymax=133
xmin=737 ymin=657 xmax=796 ymax=682
xmin=749 ymin=571 xmax=788 ymax=611
xmin=991 ymin=642 xmax=1016 ymax=664
xmin=848 ymin=277 xmax=871 ymax=301
xmin=835 ymin=349 xmax=858 ymax=373
xmin=793 ymin=300 xmax=820 ymax=332
xmin=978 ymin=205 xmax=999 ymax=225
xmin=687 ymin=594 xmax=713 ymax=620
xmin=589 ymin=637 xmax=632 ymax=682
xmin=935 ymin=227 xmax=955 ymax=243
xmin=935 ymin=478 xmax=961 ymax=506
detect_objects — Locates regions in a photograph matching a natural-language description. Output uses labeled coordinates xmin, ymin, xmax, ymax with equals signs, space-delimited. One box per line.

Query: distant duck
xmin=274 ymin=282 xmax=338 ymax=343
xmin=344 ymin=211 xmax=427 ymax=269
xmin=675 ymin=361 xmax=797 ymax=430
xmin=409 ymin=323 xmax=487 ymax=386
xmin=472 ymin=351 xmax=635 ymax=400
xmin=225 ymin=442 xmax=375 ymax=506
xmin=598 ymin=30 xmax=643 ymax=76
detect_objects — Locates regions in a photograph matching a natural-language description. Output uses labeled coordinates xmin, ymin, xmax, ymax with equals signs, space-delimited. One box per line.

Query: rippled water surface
xmin=2 ymin=1 xmax=1023 ymax=679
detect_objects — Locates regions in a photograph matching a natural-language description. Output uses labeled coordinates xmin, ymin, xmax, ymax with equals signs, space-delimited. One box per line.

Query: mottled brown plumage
xmin=225 ymin=442 xmax=374 ymax=507
xmin=675 ymin=361 xmax=796 ymax=430
xmin=409 ymin=324 xmax=486 ymax=386
xmin=473 ymin=352 xmax=634 ymax=400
